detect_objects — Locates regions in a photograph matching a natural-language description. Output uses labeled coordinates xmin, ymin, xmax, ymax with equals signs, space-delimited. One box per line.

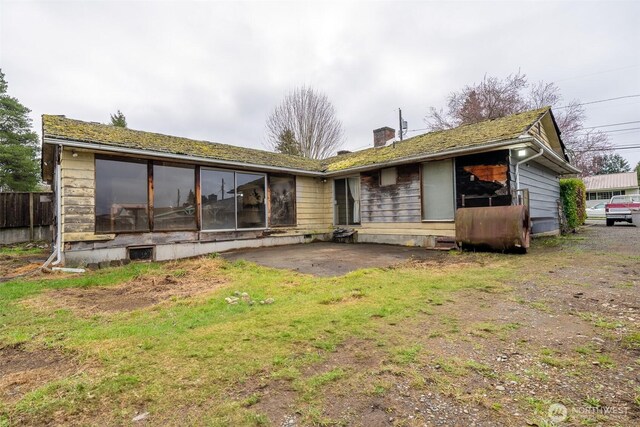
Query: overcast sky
xmin=2 ymin=0 xmax=639 ymax=166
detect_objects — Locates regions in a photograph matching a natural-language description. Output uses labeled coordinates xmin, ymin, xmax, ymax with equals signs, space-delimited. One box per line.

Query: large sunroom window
xmin=153 ymin=163 xmax=197 ymax=231
xmin=95 ymin=157 xmax=149 ymax=233
xmin=200 ymin=169 xmax=267 ymax=231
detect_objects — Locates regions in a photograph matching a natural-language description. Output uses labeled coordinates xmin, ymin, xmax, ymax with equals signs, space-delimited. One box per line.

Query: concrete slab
xmin=222 ymin=242 xmax=447 ymax=277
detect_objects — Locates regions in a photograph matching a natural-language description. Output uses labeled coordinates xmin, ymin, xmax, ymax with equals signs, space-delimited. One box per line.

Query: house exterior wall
xmin=58 ymin=150 xmax=333 ymax=265
xmin=514 ymin=159 xmax=561 ymax=235
xmin=60 ymin=148 xmax=97 ymax=241
xmin=295 ymin=176 xmax=332 ymax=232
xmin=354 ymin=163 xmax=455 ymax=247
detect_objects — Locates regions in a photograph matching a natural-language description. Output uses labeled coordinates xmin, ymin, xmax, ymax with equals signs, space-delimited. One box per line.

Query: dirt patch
xmin=28 ymin=273 xmax=227 ymax=315
xmin=223 ymin=242 xmax=451 ymax=277
xmin=0 ymin=344 xmax=77 ymax=404
xmin=0 ymin=244 xmax=49 ymax=279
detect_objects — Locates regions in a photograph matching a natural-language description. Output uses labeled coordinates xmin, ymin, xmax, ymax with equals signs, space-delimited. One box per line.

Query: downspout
xmin=515 ymin=147 xmax=544 ymax=190
xmin=51 ymin=145 xmax=63 ymax=266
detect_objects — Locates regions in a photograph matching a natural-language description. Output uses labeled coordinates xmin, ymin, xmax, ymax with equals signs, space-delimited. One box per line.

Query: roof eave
xmin=324 ymin=136 xmax=536 ymax=176
xmin=43 ymin=137 xmax=326 ymax=176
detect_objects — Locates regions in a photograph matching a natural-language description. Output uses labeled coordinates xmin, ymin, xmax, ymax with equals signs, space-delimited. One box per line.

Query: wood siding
xmin=60 ymin=148 xmax=96 ymax=239
xmin=357 ymin=221 xmax=455 ymax=237
xmin=512 ymin=157 xmax=560 ymax=234
xmin=360 ymin=164 xmax=421 ymax=223
xmin=295 ymin=176 xmax=332 ymax=231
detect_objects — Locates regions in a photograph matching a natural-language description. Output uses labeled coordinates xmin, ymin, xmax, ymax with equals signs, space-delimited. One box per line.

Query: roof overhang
xmin=44 ymin=133 xmax=580 ymax=178
xmin=324 ymin=135 xmax=579 ymax=177
xmin=43 ymin=137 xmax=326 ymax=177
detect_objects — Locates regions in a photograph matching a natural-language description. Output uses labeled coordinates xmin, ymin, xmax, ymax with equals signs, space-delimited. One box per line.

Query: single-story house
xmin=40 ymin=106 xmax=579 ymax=265
xmin=583 ymin=172 xmax=639 ymax=207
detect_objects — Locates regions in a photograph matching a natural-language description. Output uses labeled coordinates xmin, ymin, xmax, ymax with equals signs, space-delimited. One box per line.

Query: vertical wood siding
xmin=60 ymin=149 xmax=95 ymax=237
xmin=360 ymin=164 xmax=421 ymax=223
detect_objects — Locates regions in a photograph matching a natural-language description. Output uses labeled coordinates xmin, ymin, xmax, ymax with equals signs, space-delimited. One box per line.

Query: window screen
xmin=421 ymin=159 xmax=455 ymax=220
xmin=95 ymin=157 xmax=149 ymax=233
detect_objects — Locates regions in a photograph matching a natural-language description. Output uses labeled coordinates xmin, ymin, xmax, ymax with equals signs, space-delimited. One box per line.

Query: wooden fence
xmin=0 ymin=192 xmax=54 ymax=243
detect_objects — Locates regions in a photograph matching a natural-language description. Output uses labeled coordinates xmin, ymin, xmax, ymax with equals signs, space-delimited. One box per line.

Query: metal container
xmin=455 ymin=205 xmax=531 ymax=253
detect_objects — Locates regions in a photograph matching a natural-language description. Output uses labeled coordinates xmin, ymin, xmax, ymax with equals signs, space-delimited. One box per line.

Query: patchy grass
xmin=2 ymin=226 xmax=638 ymax=426
xmin=0 ymin=254 xmax=510 ymax=424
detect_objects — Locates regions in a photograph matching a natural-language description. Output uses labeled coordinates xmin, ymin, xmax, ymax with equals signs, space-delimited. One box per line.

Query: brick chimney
xmin=373 ymin=127 xmax=395 ymax=148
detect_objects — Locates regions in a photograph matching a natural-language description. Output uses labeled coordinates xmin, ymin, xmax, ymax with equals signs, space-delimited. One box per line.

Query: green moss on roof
xmin=42 ymin=115 xmax=324 ymax=172
xmin=322 ymin=107 xmax=550 ymax=172
xmin=43 ymin=107 xmax=550 ymax=173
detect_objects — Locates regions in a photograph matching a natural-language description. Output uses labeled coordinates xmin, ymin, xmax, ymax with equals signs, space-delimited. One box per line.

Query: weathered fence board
xmin=0 ymin=192 xmax=54 ymax=229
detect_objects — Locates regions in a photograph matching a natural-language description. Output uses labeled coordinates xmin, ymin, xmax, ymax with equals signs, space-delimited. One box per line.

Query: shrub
xmin=559 ymin=178 xmax=586 ymax=232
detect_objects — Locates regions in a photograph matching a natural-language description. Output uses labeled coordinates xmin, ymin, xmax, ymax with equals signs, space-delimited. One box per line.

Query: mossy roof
xmin=42 ymin=115 xmax=324 ymax=172
xmin=43 ymin=107 xmax=551 ymax=174
xmin=322 ymin=107 xmax=551 ymax=172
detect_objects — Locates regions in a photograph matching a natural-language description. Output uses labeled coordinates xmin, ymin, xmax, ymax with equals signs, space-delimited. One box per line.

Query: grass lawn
xmin=1 ymin=227 xmax=639 ymax=426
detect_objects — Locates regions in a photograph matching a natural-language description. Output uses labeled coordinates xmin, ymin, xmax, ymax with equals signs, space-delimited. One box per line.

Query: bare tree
xmin=425 ymin=72 xmax=611 ymax=175
xmin=266 ymin=86 xmax=344 ymax=159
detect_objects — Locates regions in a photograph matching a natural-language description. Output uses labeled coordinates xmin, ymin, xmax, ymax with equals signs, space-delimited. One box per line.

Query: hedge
xmin=559 ymin=178 xmax=586 ymax=232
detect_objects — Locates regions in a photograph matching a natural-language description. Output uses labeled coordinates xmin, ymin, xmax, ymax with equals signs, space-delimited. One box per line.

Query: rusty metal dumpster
xmin=455 ymin=205 xmax=531 ymax=253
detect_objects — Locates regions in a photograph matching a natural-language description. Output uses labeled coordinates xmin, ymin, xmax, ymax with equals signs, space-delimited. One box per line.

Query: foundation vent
xmin=128 ymin=246 xmax=154 ymax=261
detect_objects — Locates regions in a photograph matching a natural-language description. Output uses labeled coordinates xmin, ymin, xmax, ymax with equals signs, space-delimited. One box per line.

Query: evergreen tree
xmin=110 ymin=110 xmax=127 ymax=127
xmin=0 ymin=69 xmax=39 ymax=191
xmin=594 ymin=153 xmax=631 ymax=175
xmin=275 ymin=129 xmax=301 ymax=156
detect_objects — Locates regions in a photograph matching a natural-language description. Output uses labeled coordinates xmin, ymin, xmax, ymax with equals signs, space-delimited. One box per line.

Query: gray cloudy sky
xmin=2 ymin=0 xmax=639 ymax=165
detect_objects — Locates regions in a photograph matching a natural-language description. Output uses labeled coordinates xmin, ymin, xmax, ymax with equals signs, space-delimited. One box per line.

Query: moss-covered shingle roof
xmin=42 ymin=115 xmax=324 ymax=172
xmin=43 ymin=107 xmax=550 ymax=174
xmin=322 ymin=107 xmax=550 ymax=172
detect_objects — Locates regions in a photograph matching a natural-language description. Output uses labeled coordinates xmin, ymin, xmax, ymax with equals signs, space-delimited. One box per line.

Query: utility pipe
xmin=51 ymin=145 xmax=63 ymax=265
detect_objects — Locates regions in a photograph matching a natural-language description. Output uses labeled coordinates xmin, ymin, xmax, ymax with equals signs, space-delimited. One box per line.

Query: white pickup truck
xmin=605 ymin=194 xmax=640 ymax=226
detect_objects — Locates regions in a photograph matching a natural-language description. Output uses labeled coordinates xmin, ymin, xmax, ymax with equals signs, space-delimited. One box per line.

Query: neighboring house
xmin=583 ymin=172 xmax=640 ymax=207
xmin=40 ymin=106 xmax=578 ymax=265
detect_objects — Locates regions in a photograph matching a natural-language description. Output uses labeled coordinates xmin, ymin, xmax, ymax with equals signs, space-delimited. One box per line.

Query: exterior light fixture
xmin=517 ymin=149 xmax=527 ymax=158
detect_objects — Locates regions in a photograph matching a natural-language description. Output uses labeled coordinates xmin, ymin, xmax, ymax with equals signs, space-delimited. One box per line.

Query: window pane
xmin=95 ymin=158 xmax=149 ymax=233
xmin=201 ymin=169 xmax=235 ymax=230
xmin=236 ymin=173 xmax=266 ymax=228
xmin=347 ymin=177 xmax=361 ymax=225
xmin=422 ymin=159 xmax=455 ymax=220
xmin=269 ymin=175 xmax=296 ymax=226
xmin=334 ymin=177 xmax=360 ymax=225
xmin=334 ymin=178 xmax=347 ymax=224
xmin=153 ymin=163 xmax=196 ymax=230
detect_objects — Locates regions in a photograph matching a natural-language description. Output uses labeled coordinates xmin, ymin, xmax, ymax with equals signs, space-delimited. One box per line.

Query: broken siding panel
xmin=360 ymin=164 xmax=421 ymax=224
xmin=61 ymin=149 xmax=95 ymax=238
xmin=295 ymin=176 xmax=332 ymax=230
